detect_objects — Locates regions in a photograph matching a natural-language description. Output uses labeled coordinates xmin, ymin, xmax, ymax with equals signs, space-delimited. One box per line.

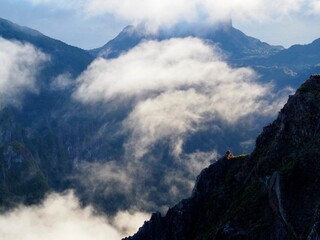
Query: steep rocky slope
xmin=0 ymin=17 xmax=94 ymax=208
xmin=0 ymin=113 xmax=47 ymax=208
xmin=125 ymin=74 xmax=320 ymax=240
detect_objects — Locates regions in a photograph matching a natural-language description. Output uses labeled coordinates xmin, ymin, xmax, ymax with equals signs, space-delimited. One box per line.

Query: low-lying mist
xmin=0 ymin=191 xmax=149 ymax=240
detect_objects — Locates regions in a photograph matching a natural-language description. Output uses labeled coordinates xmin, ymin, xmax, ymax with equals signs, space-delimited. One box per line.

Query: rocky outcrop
xmin=125 ymin=154 xmax=253 ymax=240
xmin=0 ymin=141 xmax=49 ymax=208
xmin=308 ymin=222 xmax=320 ymax=240
xmin=124 ymin=75 xmax=320 ymax=240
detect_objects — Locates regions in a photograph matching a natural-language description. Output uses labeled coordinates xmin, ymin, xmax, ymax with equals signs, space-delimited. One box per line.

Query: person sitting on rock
xmin=224 ymin=150 xmax=234 ymax=159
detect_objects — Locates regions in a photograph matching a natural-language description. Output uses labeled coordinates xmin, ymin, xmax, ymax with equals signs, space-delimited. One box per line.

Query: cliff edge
xmin=124 ymin=74 xmax=320 ymax=240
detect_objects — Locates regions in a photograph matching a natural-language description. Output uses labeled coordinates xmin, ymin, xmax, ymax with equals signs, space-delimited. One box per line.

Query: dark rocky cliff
xmin=125 ymin=74 xmax=320 ymax=240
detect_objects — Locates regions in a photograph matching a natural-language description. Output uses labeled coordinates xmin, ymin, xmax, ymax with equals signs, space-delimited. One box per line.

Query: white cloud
xmin=162 ymin=150 xmax=218 ymax=198
xmin=72 ymin=37 xmax=289 ymax=213
xmin=73 ymin=38 xmax=222 ymax=102
xmin=50 ymin=73 xmax=74 ymax=91
xmin=123 ymin=90 xmax=208 ymax=158
xmin=309 ymin=0 xmax=320 ymax=14
xmin=74 ymin=38 xmax=285 ymax=159
xmin=181 ymin=150 xmax=218 ymax=175
xmin=74 ymin=161 xmax=133 ymax=196
xmin=113 ymin=211 xmax=150 ymax=236
xmin=27 ymin=0 xmax=319 ymax=30
xmin=74 ymin=149 xmax=218 ymax=213
xmin=0 ymin=37 xmax=47 ymax=109
xmin=75 ymin=38 xmax=288 ymax=159
xmin=0 ymin=191 xmax=149 ymax=240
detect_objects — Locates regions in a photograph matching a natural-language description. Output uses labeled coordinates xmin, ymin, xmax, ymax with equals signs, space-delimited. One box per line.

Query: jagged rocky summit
xmin=124 ymin=74 xmax=320 ymax=240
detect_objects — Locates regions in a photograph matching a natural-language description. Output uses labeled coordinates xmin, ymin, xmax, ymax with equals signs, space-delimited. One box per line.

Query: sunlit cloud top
xmin=73 ymin=37 xmax=291 ymax=159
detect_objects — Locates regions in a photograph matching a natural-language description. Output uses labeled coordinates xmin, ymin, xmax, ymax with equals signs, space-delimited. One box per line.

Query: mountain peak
xmin=91 ymin=22 xmax=283 ymax=61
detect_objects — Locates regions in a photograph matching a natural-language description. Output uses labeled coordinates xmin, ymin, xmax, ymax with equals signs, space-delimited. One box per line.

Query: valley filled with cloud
xmin=0 ymin=191 xmax=148 ymax=240
xmin=0 ymin=0 xmax=317 ymax=239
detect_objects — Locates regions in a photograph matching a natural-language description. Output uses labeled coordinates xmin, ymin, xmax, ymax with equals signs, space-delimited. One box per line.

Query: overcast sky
xmin=0 ymin=0 xmax=319 ymax=50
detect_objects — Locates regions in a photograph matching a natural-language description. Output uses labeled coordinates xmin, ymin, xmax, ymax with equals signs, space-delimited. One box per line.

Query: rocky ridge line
xmin=124 ymin=74 xmax=320 ymax=240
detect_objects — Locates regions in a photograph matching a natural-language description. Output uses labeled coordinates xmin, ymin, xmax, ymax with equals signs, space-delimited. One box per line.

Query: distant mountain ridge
xmin=91 ymin=22 xmax=320 ymax=89
xmin=268 ymin=38 xmax=320 ymax=67
xmin=0 ymin=17 xmax=43 ymax=37
xmin=0 ymin=17 xmax=93 ymax=77
xmin=90 ymin=22 xmax=284 ymax=62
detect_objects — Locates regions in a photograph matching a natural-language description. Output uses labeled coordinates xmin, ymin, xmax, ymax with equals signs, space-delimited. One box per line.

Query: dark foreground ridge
xmin=124 ymin=74 xmax=320 ymax=240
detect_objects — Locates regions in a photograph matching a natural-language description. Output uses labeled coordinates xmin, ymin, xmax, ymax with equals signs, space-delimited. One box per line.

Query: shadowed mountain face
xmin=124 ymin=75 xmax=320 ymax=240
xmin=0 ymin=17 xmax=94 ymax=207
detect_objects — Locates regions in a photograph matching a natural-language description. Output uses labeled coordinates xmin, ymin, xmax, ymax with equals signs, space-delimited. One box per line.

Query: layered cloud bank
xmin=0 ymin=37 xmax=47 ymax=109
xmin=74 ymin=38 xmax=227 ymax=101
xmin=29 ymin=0 xmax=320 ymax=30
xmin=72 ymin=37 xmax=290 ymax=212
xmin=74 ymin=38 xmax=288 ymax=159
xmin=0 ymin=191 xmax=149 ymax=240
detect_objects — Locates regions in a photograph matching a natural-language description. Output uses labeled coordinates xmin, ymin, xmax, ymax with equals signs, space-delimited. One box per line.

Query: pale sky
xmin=0 ymin=0 xmax=319 ymax=49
